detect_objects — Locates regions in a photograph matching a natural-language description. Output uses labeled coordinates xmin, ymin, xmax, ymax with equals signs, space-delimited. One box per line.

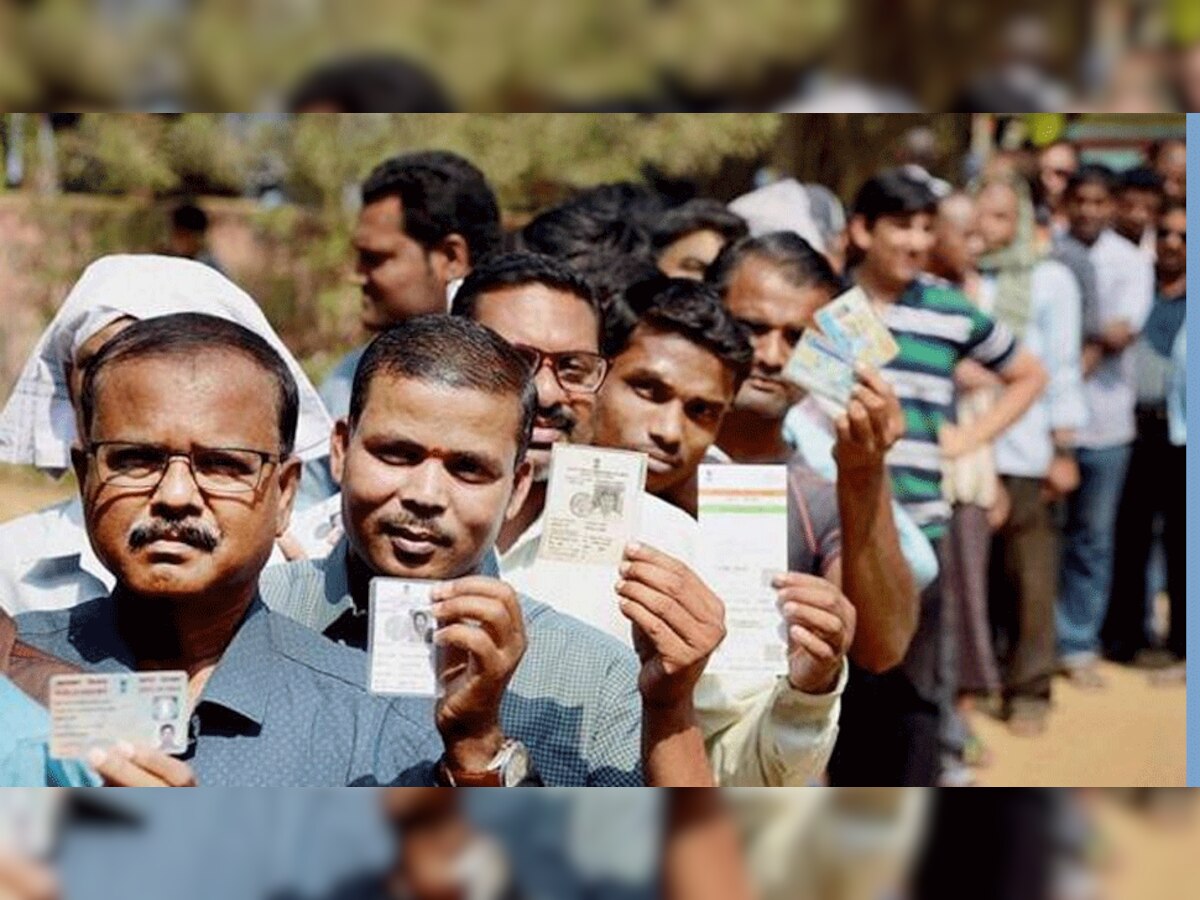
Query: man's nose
xmin=650 ymin=402 xmax=684 ymax=450
xmin=534 ymin=364 xmax=567 ymax=409
xmin=400 ymin=459 xmax=449 ymax=512
xmin=150 ymin=457 xmax=205 ymax=513
xmin=757 ymin=331 xmax=790 ymax=372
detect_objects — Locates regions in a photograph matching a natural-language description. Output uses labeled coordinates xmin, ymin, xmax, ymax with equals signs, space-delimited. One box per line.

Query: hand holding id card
xmin=49 ymin=671 xmax=189 ymax=760
xmin=368 ymin=578 xmax=440 ymax=697
xmin=537 ymin=444 xmax=646 ymax=566
xmin=785 ymin=286 xmax=899 ymax=415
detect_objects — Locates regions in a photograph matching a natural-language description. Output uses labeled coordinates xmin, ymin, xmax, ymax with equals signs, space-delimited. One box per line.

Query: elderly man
xmin=0 ymin=255 xmax=334 ymax=615
xmin=14 ymin=313 xmax=520 ymax=787
xmin=264 ymin=314 xmax=719 ymax=786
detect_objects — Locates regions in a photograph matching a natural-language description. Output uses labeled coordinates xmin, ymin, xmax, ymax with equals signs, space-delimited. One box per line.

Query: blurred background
xmin=1 ymin=788 xmax=1198 ymax=900
xmin=3 ymin=0 xmax=1200 ymax=112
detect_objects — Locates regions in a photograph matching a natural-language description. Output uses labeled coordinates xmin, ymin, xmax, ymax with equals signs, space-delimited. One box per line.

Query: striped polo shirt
xmin=873 ymin=277 xmax=1018 ymax=539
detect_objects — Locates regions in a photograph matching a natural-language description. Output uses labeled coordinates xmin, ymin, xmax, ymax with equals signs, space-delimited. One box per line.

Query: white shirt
xmin=499 ymin=490 xmax=845 ymax=786
xmin=1076 ymin=229 xmax=1155 ymax=449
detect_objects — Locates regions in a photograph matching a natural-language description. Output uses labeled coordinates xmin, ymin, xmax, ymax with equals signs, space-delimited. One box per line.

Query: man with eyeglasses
xmin=13 ymin=313 xmax=483 ymax=787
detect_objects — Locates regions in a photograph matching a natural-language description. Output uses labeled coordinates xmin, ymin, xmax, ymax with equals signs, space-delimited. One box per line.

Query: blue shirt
xmin=15 ymin=595 xmax=443 ymax=786
xmin=259 ymin=540 xmax=644 ymax=786
xmin=0 ymin=675 xmax=98 ymax=786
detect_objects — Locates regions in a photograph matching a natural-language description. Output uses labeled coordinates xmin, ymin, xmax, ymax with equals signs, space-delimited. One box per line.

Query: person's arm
xmin=662 ymin=790 xmax=756 ymax=900
xmin=941 ymin=347 xmax=1048 ymax=459
xmin=832 ymin=367 xmax=919 ymax=671
xmin=1095 ymin=251 xmax=1155 ymax=354
xmin=1040 ymin=263 xmax=1087 ymax=500
xmin=617 ymin=543 xmax=725 ymax=787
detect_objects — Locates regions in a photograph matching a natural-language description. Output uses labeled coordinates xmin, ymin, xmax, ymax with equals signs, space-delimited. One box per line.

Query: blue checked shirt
xmin=259 ymin=539 xmax=644 ymax=786
xmin=15 ymin=593 xmax=444 ymax=786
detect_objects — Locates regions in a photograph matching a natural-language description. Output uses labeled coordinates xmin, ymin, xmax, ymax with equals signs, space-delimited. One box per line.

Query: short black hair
xmin=572 ymin=251 xmax=662 ymax=310
xmin=450 ymin=251 xmax=599 ymax=323
xmin=707 ymin=231 xmax=844 ymax=298
xmin=349 ymin=315 xmax=537 ymax=461
xmin=361 ymin=151 xmax=501 ymax=262
xmin=650 ymin=200 xmax=748 ymax=252
xmin=288 ymin=54 xmax=453 ymax=112
xmin=170 ymin=202 xmax=208 ymax=234
xmin=850 ymin=168 xmax=939 ymax=227
xmin=81 ymin=313 xmax=299 ymax=456
xmin=1065 ymin=163 xmax=1117 ymax=197
xmin=603 ymin=276 xmax=753 ymax=386
xmin=1117 ymin=166 xmax=1165 ymax=195
xmin=517 ymin=183 xmax=663 ymax=265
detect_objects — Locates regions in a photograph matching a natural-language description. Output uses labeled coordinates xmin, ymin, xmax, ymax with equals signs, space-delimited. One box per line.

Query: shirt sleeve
xmin=587 ymin=648 xmax=644 ymax=786
xmin=1124 ymin=248 xmax=1156 ymax=333
xmin=694 ymin=663 xmax=846 ymax=786
xmin=1037 ymin=262 xmax=1088 ymax=432
xmin=963 ymin=303 xmax=1018 ymax=372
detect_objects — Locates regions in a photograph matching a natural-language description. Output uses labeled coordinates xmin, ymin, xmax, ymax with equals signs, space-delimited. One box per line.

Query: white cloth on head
xmin=0 ymin=254 xmax=333 ymax=473
xmin=728 ymin=179 xmax=826 ymax=252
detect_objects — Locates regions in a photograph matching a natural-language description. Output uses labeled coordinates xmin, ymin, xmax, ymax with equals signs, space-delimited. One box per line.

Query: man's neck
xmin=497 ymin=479 xmax=547 ymax=555
xmin=1157 ymin=271 xmax=1186 ymax=299
xmin=716 ymin=409 xmax=791 ymax=464
xmin=117 ymin=584 xmax=254 ymax=677
xmin=855 ymin=265 xmax=906 ymax=305
xmin=1069 ymin=227 xmax=1101 ymax=248
xmin=658 ymin=469 xmax=700 ymax=519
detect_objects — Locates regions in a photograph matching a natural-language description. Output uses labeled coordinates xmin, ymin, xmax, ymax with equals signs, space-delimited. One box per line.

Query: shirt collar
xmin=191 ymin=598 xmax=274 ymax=727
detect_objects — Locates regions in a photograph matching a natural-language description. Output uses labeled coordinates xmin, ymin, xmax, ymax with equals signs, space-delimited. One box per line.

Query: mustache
xmin=534 ymin=404 xmax=576 ymax=434
xmin=377 ymin=513 xmax=453 ymax=547
xmin=128 ymin=520 xmax=221 ymax=552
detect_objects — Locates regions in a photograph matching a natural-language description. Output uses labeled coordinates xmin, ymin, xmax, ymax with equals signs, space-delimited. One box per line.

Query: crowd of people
xmin=0 ymin=130 xmax=1187 ymax=791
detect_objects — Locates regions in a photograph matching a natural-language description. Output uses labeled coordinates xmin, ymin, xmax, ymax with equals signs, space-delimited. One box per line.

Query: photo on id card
xmin=537 ymin=444 xmax=646 ymax=565
xmin=49 ymin=671 xmax=189 ymax=760
xmin=368 ymin=577 xmax=439 ymax=697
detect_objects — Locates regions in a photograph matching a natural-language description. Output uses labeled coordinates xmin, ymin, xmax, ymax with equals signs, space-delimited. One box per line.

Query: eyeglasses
xmin=87 ymin=442 xmax=283 ymax=494
xmin=511 ymin=344 xmax=609 ymax=394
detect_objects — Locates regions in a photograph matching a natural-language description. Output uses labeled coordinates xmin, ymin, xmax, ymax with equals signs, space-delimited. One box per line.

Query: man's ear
xmin=330 ymin=418 xmax=350 ymax=487
xmin=504 ymin=457 xmax=534 ymax=523
xmin=848 ymin=214 xmax=873 ymax=255
xmin=274 ymin=456 xmax=304 ymax=538
xmin=431 ymin=233 xmax=471 ymax=284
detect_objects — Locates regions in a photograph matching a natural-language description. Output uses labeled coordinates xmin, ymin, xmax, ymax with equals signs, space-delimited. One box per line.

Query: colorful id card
xmin=815 ymin=286 xmax=900 ymax=368
xmin=49 ymin=671 xmax=189 ymax=760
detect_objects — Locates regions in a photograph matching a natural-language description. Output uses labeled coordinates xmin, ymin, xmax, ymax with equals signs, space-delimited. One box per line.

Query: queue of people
xmin=0 ymin=133 xmax=1186 ymax=790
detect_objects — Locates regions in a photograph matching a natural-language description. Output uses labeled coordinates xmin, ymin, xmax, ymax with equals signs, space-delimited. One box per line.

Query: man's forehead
xmin=623 ymin=325 xmax=731 ymax=392
xmin=727 ymin=260 xmax=818 ymax=321
xmin=358 ymin=374 xmax=520 ymax=445
xmin=473 ymin=284 xmax=599 ymax=349
xmin=354 ymin=197 xmax=406 ymax=243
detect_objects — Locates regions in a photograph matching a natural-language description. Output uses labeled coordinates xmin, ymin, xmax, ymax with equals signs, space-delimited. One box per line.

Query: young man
xmin=838 ymin=169 xmax=1046 ymax=785
xmin=589 ymin=275 xmax=855 ymax=782
xmin=0 ymin=255 xmax=334 ymax=615
xmin=1055 ymin=164 xmax=1154 ymax=688
xmin=320 ymin=151 xmax=503 ymax=418
xmin=706 ymin=233 xmax=934 ymax=670
xmin=650 ymin=199 xmax=748 ymax=280
xmin=973 ymin=177 xmax=1087 ymax=735
xmin=264 ymin=316 xmax=715 ymax=786
xmin=1104 ymin=198 xmax=1187 ymax=669
xmin=1112 ymin=167 xmax=1164 ymax=255
xmin=16 ymin=314 xmax=486 ymax=787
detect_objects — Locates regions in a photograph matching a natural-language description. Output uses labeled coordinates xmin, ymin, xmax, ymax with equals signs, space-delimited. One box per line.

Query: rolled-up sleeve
xmin=695 ymin=662 xmax=847 ymax=786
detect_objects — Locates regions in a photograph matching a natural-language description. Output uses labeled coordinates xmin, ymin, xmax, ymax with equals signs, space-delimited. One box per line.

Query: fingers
xmin=621 ymin=544 xmax=722 ymax=620
xmin=434 ymin=577 xmax=523 ymax=625
xmin=845 ymin=396 xmax=876 ymax=447
xmin=434 ymin=622 xmax=523 ymax=680
xmin=87 ymin=743 xmax=192 ymax=787
xmin=780 ymin=601 xmax=848 ymax=647
xmin=618 ymin=595 xmax=692 ymax=666
xmin=276 ymin=532 xmax=307 ymax=561
xmin=432 ymin=594 xmax=523 ymax=649
xmin=616 ymin=579 xmax=714 ymax=648
xmin=789 ymin=623 xmax=842 ymax=666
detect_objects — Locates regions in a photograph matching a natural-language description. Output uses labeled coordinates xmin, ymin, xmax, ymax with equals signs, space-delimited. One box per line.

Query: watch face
xmin=502 ymin=742 xmax=531 ymax=787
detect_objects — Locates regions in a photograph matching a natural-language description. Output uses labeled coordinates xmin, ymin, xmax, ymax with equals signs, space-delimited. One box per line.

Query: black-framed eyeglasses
xmin=511 ymin=344 xmax=609 ymax=394
xmin=87 ymin=442 xmax=284 ymax=495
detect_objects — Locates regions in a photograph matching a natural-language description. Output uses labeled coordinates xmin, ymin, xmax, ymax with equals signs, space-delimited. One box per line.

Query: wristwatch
xmin=437 ymin=738 xmax=538 ymax=787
